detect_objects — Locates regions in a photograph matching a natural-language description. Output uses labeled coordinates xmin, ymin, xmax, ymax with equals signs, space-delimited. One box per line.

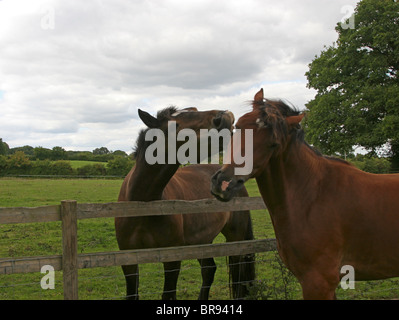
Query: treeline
xmin=0 ymin=139 xmax=135 ymax=177
xmin=1 ymin=141 xmax=130 ymax=162
xmin=0 ymin=139 xmax=394 ymax=176
xmin=0 ymin=152 xmax=135 ymax=177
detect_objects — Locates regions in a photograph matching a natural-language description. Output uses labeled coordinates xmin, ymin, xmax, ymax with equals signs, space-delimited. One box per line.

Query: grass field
xmin=1 ymin=177 xmax=399 ymax=300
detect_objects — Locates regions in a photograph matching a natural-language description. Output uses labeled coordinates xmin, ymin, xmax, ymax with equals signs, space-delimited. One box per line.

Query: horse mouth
xmin=211 ymin=171 xmax=245 ymax=202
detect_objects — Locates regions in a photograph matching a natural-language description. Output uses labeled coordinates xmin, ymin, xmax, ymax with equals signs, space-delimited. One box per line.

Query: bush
xmin=350 ymin=156 xmax=391 ymax=174
xmin=77 ymin=163 xmax=107 ymax=177
xmin=247 ymin=252 xmax=299 ymax=300
xmin=0 ymin=155 xmax=7 ymax=176
xmin=50 ymin=161 xmax=74 ymax=176
xmin=106 ymin=156 xmax=134 ymax=176
xmin=30 ymin=159 xmax=53 ymax=175
xmin=5 ymin=151 xmax=32 ymax=174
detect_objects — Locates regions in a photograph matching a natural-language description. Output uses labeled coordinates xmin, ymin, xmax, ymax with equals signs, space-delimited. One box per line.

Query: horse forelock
xmin=255 ymin=99 xmax=351 ymax=165
xmin=156 ymin=106 xmax=178 ymax=122
xmin=255 ymin=99 xmax=300 ymax=147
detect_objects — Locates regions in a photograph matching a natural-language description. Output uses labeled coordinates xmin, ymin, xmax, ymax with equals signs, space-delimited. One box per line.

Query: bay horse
xmin=211 ymin=88 xmax=399 ymax=299
xmin=116 ymin=106 xmax=255 ymax=300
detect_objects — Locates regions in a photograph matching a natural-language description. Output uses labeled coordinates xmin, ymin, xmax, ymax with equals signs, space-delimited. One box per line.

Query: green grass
xmin=1 ymin=177 xmax=399 ymax=300
xmin=0 ymin=178 xmax=279 ymax=300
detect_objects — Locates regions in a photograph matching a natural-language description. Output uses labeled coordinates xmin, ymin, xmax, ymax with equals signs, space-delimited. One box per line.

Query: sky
xmin=0 ymin=0 xmax=361 ymax=154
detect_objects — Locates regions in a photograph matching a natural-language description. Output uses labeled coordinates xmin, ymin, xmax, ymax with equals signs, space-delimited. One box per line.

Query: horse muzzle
xmin=211 ymin=169 xmax=245 ymax=202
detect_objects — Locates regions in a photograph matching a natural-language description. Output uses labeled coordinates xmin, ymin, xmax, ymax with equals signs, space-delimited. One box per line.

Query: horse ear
xmin=138 ymin=109 xmax=160 ymax=128
xmin=254 ymin=88 xmax=264 ymax=104
xmin=286 ymin=113 xmax=305 ymax=127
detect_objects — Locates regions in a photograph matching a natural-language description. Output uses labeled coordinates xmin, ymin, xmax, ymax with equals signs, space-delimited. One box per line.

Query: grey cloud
xmin=0 ymin=0 xmax=361 ymax=152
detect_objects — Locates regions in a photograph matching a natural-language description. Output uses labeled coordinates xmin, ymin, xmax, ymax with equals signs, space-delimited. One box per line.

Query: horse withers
xmin=116 ymin=106 xmax=255 ymax=300
xmin=211 ymin=88 xmax=399 ymax=299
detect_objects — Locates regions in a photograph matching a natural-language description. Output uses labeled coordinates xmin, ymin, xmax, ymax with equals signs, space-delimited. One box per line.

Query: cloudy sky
xmin=0 ymin=0 xmax=361 ymax=153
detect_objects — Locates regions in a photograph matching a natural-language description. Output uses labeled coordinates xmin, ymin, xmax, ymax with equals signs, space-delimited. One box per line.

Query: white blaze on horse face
xmin=225 ymin=129 xmax=253 ymax=176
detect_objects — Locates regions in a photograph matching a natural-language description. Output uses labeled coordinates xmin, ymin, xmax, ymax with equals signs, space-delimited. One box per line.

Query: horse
xmin=116 ymin=106 xmax=255 ymax=300
xmin=211 ymin=88 xmax=399 ymax=300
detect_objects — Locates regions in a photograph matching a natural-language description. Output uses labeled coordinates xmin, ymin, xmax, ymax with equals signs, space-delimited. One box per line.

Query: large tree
xmin=305 ymin=0 xmax=399 ymax=168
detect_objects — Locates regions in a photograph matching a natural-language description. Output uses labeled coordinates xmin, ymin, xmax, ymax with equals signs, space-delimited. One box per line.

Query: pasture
xmin=0 ymin=177 xmax=399 ymax=299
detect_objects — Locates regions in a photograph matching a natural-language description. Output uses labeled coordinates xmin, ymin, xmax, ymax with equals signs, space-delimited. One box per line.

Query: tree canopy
xmin=305 ymin=0 xmax=399 ymax=168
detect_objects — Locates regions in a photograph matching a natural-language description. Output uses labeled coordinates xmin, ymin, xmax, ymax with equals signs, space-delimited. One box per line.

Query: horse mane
xmin=133 ymin=106 xmax=178 ymax=160
xmin=257 ymin=99 xmax=350 ymax=165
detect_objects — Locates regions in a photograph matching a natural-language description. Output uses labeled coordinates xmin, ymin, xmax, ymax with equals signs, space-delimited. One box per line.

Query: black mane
xmin=133 ymin=106 xmax=178 ymax=160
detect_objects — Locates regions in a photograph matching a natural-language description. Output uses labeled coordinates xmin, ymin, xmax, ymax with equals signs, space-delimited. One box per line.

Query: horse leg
xmin=228 ymin=254 xmax=255 ymax=299
xmin=162 ymin=261 xmax=181 ymax=300
xmin=221 ymin=211 xmax=255 ymax=299
xmin=300 ymin=270 xmax=339 ymax=300
xmin=121 ymin=264 xmax=139 ymax=300
xmin=198 ymin=258 xmax=217 ymax=300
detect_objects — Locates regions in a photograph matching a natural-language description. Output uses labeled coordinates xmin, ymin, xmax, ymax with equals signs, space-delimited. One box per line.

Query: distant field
xmin=67 ymin=160 xmax=108 ymax=169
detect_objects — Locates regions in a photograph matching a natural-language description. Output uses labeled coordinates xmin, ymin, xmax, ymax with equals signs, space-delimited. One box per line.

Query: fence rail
xmin=0 ymin=197 xmax=277 ymax=300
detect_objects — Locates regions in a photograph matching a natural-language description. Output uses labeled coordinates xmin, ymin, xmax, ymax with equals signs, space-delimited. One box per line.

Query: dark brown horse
xmin=116 ymin=106 xmax=255 ymax=300
xmin=211 ymin=88 xmax=399 ymax=299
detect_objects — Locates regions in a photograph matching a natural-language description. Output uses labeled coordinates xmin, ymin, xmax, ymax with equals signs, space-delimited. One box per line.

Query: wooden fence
xmin=0 ymin=197 xmax=277 ymax=300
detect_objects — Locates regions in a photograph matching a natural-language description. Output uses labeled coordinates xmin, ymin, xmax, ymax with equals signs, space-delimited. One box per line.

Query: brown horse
xmin=116 ymin=106 xmax=255 ymax=300
xmin=211 ymin=88 xmax=399 ymax=299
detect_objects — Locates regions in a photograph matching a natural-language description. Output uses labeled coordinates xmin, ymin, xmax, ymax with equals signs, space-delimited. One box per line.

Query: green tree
xmin=0 ymin=138 xmax=9 ymax=155
xmin=93 ymin=147 xmax=110 ymax=155
xmin=10 ymin=145 xmax=34 ymax=157
xmin=34 ymin=147 xmax=52 ymax=160
xmin=51 ymin=146 xmax=67 ymax=160
xmin=112 ymin=150 xmax=128 ymax=157
xmin=0 ymin=155 xmax=7 ymax=175
xmin=305 ymin=0 xmax=399 ymax=168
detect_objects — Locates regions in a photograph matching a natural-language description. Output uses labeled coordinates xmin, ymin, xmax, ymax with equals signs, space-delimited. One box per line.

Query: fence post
xmin=61 ymin=200 xmax=78 ymax=300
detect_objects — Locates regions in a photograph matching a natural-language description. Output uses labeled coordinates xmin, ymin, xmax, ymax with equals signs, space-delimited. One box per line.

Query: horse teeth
xmin=221 ymin=180 xmax=231 ymax=192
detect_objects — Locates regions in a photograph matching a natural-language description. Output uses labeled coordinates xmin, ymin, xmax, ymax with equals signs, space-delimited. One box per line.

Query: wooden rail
xmin=0 ymin=197 xmax=276 ymax=300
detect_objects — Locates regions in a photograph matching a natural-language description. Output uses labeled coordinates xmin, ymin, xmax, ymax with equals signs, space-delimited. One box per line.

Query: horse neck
xmin=256 ymin=141 xmax=322 ymax=216
xmin=127 ymin=155 xmax=180 ymax=201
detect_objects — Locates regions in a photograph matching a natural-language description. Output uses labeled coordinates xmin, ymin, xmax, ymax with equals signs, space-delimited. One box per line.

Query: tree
xmin=305 ymin=0 xmax=399 ymax=168
xmin=93 ymin=147 xmax=110 ymax=155
xmin=112 ymin=150 xmax=128 ymax=157
xmin=10 ymin=145 xmax=34 ymax=157
xmin=34 ymin=147 xmax=52 ymax=160
xmin=51 ymin=146 xmax=67 ymax=160
xmin=0 ymin=139 xmax=9 ymax=155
